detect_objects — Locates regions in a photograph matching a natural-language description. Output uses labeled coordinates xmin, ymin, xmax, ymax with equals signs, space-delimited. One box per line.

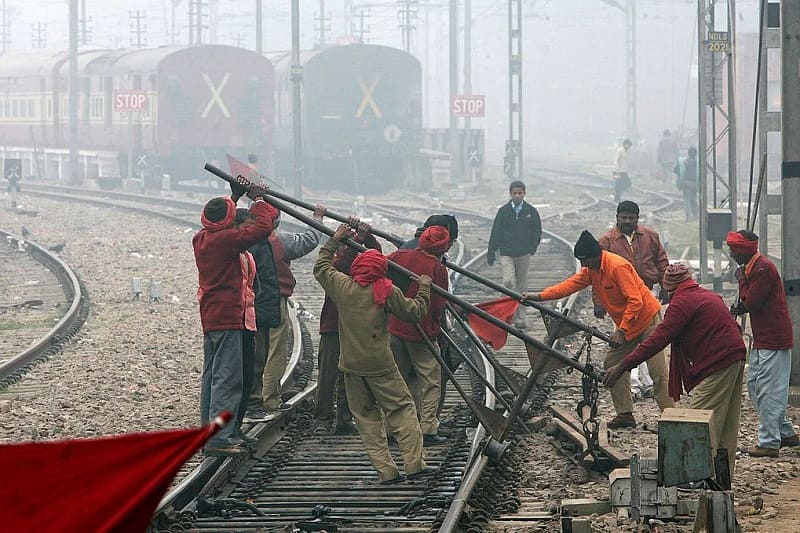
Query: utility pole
xmin=398 ymin=0 xmax=418 ymax=53
xmin=449 ymin=0 xmax=459 ymax=182
xmin=315 ymin=0 xmax=330 ymax=48
xmin=31 ymin=23 xmax=47 ymax=48
xmin=188 ymin=0 xmax=204 ymax=45
xmin=344 ymin=0 xmax=353 ymax=36
xmin=354 ymin=8 xmax=370 ymax=43
xmin=291 ymin=0 xmax=303 ymax=199
xmin=423 ymin=0 xmax=430 ymax=124
xmin=255 ymin=0 xmax=262 ymax=54
xmin=463 ymin=0 xmax=472 ymax=182
xmin=0 ymin=0 xmax=8 ymax=54
xmin=505 ymin=0 xmax=523 ymax=183
xmin=231 ymin=32 xmax=245 ymax=48
xmin=79 ymin=0 xmax=89 ymax=45
xmin=781 ymin=1 xmax=800 ymax=386
xmin=130 ymin=10 xmax=147 ymax=49
xmin=69 ymin=0 xmax=80 ymax=185
xmin=697 ymin=0 xmax=737 ymax=288
xmin=600 ymin=0 xmax=638 ymax=140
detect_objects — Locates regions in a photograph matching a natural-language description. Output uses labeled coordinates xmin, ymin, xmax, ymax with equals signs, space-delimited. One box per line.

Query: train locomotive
xmin=0 ymin=45 xmax=274 ymax=188
xmin=274 ymin=44 xmax=423 ymax=193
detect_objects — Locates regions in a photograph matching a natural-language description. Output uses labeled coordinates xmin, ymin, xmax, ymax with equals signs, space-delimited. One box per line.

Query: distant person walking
xmin=487 ymin=180 xmax=542 ymax=328
xmin=656 ymin=130 xmax=679 ymax=185
xmin=613 ymin=138 xmax=633 ymax=202
xmin=674 ymin=147 xmax=699 ymax=221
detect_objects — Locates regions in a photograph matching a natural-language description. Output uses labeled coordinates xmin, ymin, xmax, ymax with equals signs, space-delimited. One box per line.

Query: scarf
xmin=418 ymin=226 xmax=450 ymax=255
xmin=725 ymin=231 xmax=758 ymax=255
xmin=350 ymin=249 xmax=393 ymax=306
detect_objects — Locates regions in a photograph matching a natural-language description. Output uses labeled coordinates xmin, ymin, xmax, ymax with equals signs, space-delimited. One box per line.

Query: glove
xmin=246 ymin=184 xmax=268 ymax=201
xmin=593 ymin=304 xmax=606 ymax=319
xmin=487 ymin=249 xmax=496 ymax=266
xmin=730 ymin=302 xmax=746 ymax=317
xmin=229 ymin=177 xmax=248 ymax=198
xmin=657 ymin=287 xmax=670 ymax=304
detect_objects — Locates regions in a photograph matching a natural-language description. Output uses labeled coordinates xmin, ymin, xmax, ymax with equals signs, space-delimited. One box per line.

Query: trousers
xmin=263 ymin=297 xmax=290 ymax=409
xmin=500 ymin=254 xmax=531 ymax=321
xmin=747 ymin=348 xmax=797 ymax=449
xmin=391 ymin=336 xmax=442 ymax=434
xmin=314 ymin=332 xmax=352 ymax=426
xmin=201 ymin=330 xmax=249 ymax=444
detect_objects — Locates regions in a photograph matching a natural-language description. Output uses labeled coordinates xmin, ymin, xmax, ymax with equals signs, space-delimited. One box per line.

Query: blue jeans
xmin=201 ymin=330 xmax=246 ymax=445
xmin=747 ymin=348 xmax=797 ymax=449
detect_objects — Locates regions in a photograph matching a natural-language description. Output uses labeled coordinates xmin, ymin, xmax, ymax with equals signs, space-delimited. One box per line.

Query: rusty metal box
xmin=657 ymin=408 xmax=717 ymax=487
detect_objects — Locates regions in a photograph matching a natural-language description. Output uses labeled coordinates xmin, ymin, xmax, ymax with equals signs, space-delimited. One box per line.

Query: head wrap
xmin=725 ymin=231 xmax=758 ymax=255
xmin=350 ymin=249 xmax=393 ymax=306
xmin=573 ymin=230 xmax=602 ymax=259
xmin=201 ymin=197 xmax=236 ymax=231
xmin=617 ymin=200 xmax=640 ymax=215
xmin=418 ymin=226 xmax=450 ymax=255
xmin=661 ymin=263 xmax=692 ymax=291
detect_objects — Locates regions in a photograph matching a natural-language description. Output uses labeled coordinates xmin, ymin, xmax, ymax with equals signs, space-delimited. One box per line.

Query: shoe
xmin=314 ymin=419 xmax=335 ymax=435
xmin=781 ymin=435 xmax=800 ymax=448
xmin=379 ymin=474 xmax=405 ymax=485
xmin=237 ymin=434 xmax=258 ymax=445
xmin=747 ymin=446 xmax=779 ymax=458
xmin=607 ymin=413 xmax=636 ymax=429
xmin=407 ymin=466 xmax=437 ymax=480
xmin=335 ymin=422 xmax=358 ymax=435
xmin=423 ymin=433 xmax=447 ymax=446
xmin=243 ymin=409 xmax=276 ymax=423
xmin=203 ymin=445 xmax=248 ymax=456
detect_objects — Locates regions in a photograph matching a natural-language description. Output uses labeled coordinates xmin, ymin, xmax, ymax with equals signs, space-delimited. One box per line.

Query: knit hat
xmin=573 ymin=230 xmax=602 ymax=259
xmin=201 ymin=197 xmax=236 ymax=230
xmin=418 ymin=226 xmax=450 ymax=255
xmin=661 ymin=263 xmax=692 ymax=291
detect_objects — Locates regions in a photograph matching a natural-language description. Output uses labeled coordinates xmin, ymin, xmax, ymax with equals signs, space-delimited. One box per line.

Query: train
xmin=0 ymin=43 xmax=423 ymax=193
xmin=0 ymin=45 xmax=273 ymax=188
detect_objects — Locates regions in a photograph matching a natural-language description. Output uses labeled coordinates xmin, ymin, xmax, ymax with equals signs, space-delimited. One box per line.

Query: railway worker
xmin=727 ymin=230 xmax=799 ymax=457
xmin=314 ymin=224 xmax=435 ymax=484
xmin=598 ymin=200 xmax=670 ymax=401
xmin=656 ymin=129 xmax=679 ymax=185
xmin=613 ymin=138 xmax=633 ymax=203
xmin=193 ymin=183 xmax=277 ymax=456
xmin=487 ymin=180 xmax=542 ymax=328
xmin=314 ymin=218 xmax=382 ymax=435
xmin=603 ymin=264 xmax=746 ymax=480
xmin=248 ymin=204 xmax=326 ymax=421
xmin=400 ymin=214 xmax=459 ymax=251
xmin=388 ymin=225 xmax=451 ymax=446
xmin=524 ymin=230 xmax=674 ymax=429
xmin=674 ymin=147 xmax=699 ymax=221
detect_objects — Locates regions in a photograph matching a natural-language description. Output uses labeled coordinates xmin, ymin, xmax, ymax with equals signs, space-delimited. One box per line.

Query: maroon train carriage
xmin=0 ymin=45 xmax=274 ymax=188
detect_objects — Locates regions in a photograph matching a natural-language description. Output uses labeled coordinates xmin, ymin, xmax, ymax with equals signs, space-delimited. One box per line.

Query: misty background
xmin=1 ymin=0 xmax=764 ymax=167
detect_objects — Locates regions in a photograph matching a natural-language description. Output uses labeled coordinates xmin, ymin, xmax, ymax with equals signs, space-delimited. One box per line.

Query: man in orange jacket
xmin=525 ymin=230 xmax=674 ymax=428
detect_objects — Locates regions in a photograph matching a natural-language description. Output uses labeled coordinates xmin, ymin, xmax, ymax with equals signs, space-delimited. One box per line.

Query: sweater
xmin=386 ymin=248 xmax=449 ymax=341
xmin=738 ymin=253 xmax=794 ymax=349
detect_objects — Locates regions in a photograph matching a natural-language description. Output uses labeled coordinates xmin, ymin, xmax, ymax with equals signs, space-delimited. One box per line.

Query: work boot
xmin=781 ymin=435 xmax=800 ymax=448
xmin=407 ymin=465 xmax=437 ymax=480
xmin=335 ymin=421 xmax=358 ymax=436
xmin=747 ymin=446 xmax=779 ymax=458
xmin=423 ymin=433 xmax=447 ymax=446
xmin=379 ymin=474 xmax=405 ymax=485
xmin=607 ymin=412 xmax=636 ymax=429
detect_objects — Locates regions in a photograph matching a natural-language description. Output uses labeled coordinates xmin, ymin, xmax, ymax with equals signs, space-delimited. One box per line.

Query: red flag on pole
xmin=226 ymin=153 xmax=259 ymax=181
xmin=466 ymin=296 xmax=520 ymax=350
xmin=0 ymin=411 xmax=232 ymax=532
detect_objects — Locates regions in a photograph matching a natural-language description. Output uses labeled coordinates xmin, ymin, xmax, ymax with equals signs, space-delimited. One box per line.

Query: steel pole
xmin=68 ymin=0 xmax=80 ymax=185
xmin=464 ymin=0 xmax=472 ymax=183
xmin=291 ymin=0 xmax=303 ymax=199
xmin=448 ymin=0 xmax=459 ymax=182
xmin=255 ymin=0 xmax=262 ymax=54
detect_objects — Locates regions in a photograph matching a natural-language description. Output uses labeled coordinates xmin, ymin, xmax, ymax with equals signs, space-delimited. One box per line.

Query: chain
xmin=577 ymin=361 xmax=602 ymax=466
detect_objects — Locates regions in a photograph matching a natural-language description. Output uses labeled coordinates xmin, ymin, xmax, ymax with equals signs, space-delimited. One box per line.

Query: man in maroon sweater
xmin=193 ymin=184 xmax=277 ymax=455
xmin=604 ymin=264 xmax=746 ymax=479
xmin=314 ymin=219 xmax=382 ymax=434
xmin=388 ymin=226 xmax=451 ymax=445
xmin=727 ymin=230 xmax=799 ymax=457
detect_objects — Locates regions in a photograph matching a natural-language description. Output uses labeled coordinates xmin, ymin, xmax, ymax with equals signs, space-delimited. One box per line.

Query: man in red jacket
xmin=604 ymin=264 xmax=746 ymax=479
xmin=193 ymin=183 xmax=277 ymax=455
xmin=388 ymin=226 xmax=451 ymax=445
xmin=727 ymin=230 xmax=799 ymax=457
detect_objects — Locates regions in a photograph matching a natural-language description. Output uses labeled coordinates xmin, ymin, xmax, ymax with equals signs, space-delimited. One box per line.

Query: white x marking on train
xmin=201 ymin=72 xmax=231 ymax=119
xmin=355 ymin=76 xmax=382 ymax=119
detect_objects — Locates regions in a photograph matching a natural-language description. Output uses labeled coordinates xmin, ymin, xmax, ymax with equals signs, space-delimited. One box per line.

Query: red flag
xmin=226 ymin=153 xmax=260 ymax=181
xmin=467 ymin=296 xmax=520 ymax=350
xmin=0 ymin=411 xmax=231 ymax=532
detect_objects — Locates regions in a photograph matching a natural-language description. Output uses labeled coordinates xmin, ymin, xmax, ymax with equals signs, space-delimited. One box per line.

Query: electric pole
xmin=69 ymin=0 xmax=79 ymax=185
xmin=256 ymin=0 xmax=262 ymax=54
xmin=315 ymin=0 xmax=330 ymax=48
xmin=600 ymin=0 xmax=638 ymax=140
xmin=354 ymin=8 xmax=370 ymax=43
xmin=464 ymin=0 xmax=472 ymax=182
xmin=231 ymin=32 xmax=245 ymax=48
xmin=449 ymin=0 xmax=459 ymax=181
xmin=0 ymin=0 xmax=8 ymax=54
xmin=398 ymin=0 xmax=418 ymax=53
xmin=781 ymin=1 xmax=800 ymax=386
xmin=505 ymin=0 xmax=523 ymax=183
xmin=79 ymin=0 xmax=90 ymax=45
xmin=130 ymin=10 xmax=147 ymax=49
xmin=31 ymin=23 xmax=47 ymax=48
xmin=291 ymin=0 xmax=303 ymax=199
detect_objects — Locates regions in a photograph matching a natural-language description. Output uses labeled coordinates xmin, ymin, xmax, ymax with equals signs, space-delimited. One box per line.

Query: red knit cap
xmin=418 ymin=226 xmax=450 ymax=255
xmin=661 ymin=263 xmax=692 ymax=291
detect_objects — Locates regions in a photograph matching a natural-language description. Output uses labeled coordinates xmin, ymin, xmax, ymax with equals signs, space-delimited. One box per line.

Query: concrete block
xmin=560 ymin=498 xmax=611 ymax=516
xmin=561 ymin=517 xmax=592 ymax=533
xmin=658 ymin=408 xmax=716 ymax=487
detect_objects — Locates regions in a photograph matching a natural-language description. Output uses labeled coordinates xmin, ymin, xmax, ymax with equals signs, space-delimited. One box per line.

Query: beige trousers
xmin=391 ymin=336 xmax=442 ymax=434
xmin=689 ymin=360 xmax=744 ymax=481
xmin=603 ymin=313 xmax=674 ymax=415
xmin=500 ymin=254 xmax=531 ymax=321
xmin=344 ymin=371 xmax=426 ymax=482
xmin=263 ymin=297 xmax=289 ymax=409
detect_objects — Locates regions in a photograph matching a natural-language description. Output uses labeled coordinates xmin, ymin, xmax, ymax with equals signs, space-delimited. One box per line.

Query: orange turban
xmin=725 ymin=231 xmax=758 ymax=255
xmin=418 ymin=226 xmax=450 ymax=255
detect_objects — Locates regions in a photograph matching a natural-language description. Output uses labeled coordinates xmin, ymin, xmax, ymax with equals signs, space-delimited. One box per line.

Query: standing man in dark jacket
xmin=727 ymin=230 xmax=799 ymax=457
xmin=487 ymin=180 xmax=542 ymax=327
xmin=193 ymin=184 xmax=276 ymax=455
xmin=604 ymin=264 xmax=746 ymax=479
